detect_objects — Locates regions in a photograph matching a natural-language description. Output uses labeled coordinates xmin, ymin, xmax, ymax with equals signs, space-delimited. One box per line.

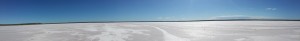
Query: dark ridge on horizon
xmin=1 ymin=19 xmax=300 ymax=26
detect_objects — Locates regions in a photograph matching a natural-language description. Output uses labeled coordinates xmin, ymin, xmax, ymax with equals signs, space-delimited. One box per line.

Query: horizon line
xmin=1 ymin=19 xmax=300 ymax=26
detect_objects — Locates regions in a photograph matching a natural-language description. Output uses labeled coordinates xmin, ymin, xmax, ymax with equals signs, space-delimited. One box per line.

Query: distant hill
xmin=0 ymin=23 xmax=44 ymax=26
xmin=193 ymin=19 xmax=300 ymax=21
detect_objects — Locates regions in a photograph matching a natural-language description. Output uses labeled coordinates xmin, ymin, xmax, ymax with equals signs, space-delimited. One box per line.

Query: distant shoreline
xmin=1 ymin=19 xmax=300 ymax=26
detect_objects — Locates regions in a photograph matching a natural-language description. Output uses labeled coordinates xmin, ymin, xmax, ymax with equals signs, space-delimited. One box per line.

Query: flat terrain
xmin=0 ymin=21 xmax=300 ymax=41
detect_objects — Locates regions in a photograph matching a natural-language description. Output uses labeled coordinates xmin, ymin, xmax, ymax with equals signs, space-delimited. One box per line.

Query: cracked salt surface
xmin=87 ymin=25 xmax=150 ymax=41
xmin=153 ymin=27 xmax=191 ymax=41
xmin=0 ymin=21 xmax=300 ymax=41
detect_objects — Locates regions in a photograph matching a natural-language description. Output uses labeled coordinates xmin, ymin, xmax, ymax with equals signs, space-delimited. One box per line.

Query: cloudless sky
xmin=1 ymin=0 xmax=300 ymax=24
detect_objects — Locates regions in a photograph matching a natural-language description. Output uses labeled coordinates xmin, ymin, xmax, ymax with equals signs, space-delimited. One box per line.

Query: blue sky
xmin=1 ymin=0 xmax=300 ymax=24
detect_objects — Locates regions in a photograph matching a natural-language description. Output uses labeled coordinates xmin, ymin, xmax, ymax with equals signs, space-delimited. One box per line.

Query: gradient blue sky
xmin=1 ymin=0 xmax=300 ymax=24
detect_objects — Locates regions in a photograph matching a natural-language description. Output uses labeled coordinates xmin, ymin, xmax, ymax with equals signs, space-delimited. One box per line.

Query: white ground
xmin=0 ymin=21 xmax=300 ymax=41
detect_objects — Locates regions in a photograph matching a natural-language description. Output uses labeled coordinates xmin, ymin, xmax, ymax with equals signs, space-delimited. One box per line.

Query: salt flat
xmin=0 ymin=21 xmax=300 ymax=41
